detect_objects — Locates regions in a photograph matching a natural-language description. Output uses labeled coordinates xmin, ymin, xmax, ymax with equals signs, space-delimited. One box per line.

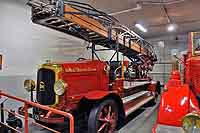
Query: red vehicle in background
xmin=21 ymin=0 xmax=160 ymax=132
xmin=153 ymin=32 xmax=200 ymax=133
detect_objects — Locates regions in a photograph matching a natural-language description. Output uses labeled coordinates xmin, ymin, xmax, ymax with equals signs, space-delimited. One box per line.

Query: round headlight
xmin=24 ymin=79 xmax=35 ymax=92
xmin=182 ymin=113 xmax=200 ymax=132
xmin=54 ymin=80 xmax=67 ymax=96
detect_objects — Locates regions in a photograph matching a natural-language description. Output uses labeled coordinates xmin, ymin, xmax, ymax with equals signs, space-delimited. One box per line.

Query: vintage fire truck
xmin=14 ymin=0 xmax=160 ymax=132
xmin=153 ymin=32 xmax=200 ymax=133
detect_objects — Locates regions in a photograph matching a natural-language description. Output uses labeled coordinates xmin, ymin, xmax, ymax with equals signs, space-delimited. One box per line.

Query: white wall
xmin=0 ymin=0 xmax=87 ymax=76
xmin=147 ymin=34 xmax=188 ymax=84
xmin=0 ymin=0 xmax=89 ymax=96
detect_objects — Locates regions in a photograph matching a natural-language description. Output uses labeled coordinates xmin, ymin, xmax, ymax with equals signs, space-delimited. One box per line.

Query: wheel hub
xmin=97 ymin=105 xmax=117 ymax=133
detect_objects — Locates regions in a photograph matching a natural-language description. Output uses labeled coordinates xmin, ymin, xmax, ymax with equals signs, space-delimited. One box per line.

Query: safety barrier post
xmin=24 ymin=103 xmax=29 ymax=133
xmin=0 ymin=91 xmax=75 ymax=133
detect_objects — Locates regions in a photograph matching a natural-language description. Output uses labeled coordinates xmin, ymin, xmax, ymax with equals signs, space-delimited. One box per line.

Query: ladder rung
xmin=90 ymin=37 xmax=106 ymax=41
xmin=48 ymin=20 xmax=62 ymax=24
xmin=89 ymin=34 xmax=99 ymax=38
xmin=89 ymin=32 xmax=96 ymax=35
xmin=58 ymin=23 xmax=75 ymax=28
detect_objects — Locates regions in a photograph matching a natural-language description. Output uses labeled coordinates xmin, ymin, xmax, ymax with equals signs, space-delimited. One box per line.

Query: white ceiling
xmin=75 ymin=0 xmax=200 ymax=38
xmin=10 ymin=0 xmax=200 ymax=38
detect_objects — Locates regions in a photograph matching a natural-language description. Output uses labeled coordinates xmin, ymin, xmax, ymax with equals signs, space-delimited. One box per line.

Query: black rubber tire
xmin=88 ymin=99 xmax=118 ymax=133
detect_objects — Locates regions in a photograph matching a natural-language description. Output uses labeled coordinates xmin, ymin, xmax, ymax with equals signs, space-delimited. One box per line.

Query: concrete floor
xmin=23 ymin=104 xmax=158 ymax=133
xmin=119 ymin=104 xmax=158 ymax=133
xmin=132 ymin=110 xmax=157 ymax=133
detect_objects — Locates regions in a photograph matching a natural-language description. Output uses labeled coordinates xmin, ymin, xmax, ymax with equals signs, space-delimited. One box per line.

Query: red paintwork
xmin=153 ymin=32 xmax=200 ymax=132
xmin=62 ymin=60 xmax=109 ymax=97
xmin=185 ymin=56 xmax=200 ymax=95
xmin=148 ymin=81 xmax=157 ymax=92
xmin=112 ymin=79 xmax=124 ymax=96
xmin=34 ymin=59 xmax=157 ymax=124
xmin=39 ymin=116 xmax=65 ymax=124
xmin=157 ymin=71 xmax=190 ymax=126
xmin=57 ymin=60 xmax=112 ymax=111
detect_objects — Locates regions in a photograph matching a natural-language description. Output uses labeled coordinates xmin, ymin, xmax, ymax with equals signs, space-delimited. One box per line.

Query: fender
xmin=66 ymin=90 xmax=120 ymax=104
xmin=83 ymin=90 xmax=119 ymax=100
xmin=83 ymin=90 xmax=126 ymax=129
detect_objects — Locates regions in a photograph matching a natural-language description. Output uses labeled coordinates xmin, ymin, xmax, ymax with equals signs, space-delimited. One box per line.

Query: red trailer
xmin=153 ymin=32 xmax=200 ymax=133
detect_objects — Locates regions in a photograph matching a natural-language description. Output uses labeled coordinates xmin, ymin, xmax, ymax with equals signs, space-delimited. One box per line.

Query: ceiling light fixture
xmin=135 ymin=23 xmax=147 ymax=33
xmin=167 ymin=24 xmax=177 ymax=32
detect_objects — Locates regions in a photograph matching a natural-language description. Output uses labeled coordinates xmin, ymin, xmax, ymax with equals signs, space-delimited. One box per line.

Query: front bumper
xmin=32 ymin=107 xmax=65 ymax=124
xmin=33 ymin=113 xmax=65 ymax=124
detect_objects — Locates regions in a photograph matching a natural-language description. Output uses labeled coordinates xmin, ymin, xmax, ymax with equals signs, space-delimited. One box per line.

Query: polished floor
xmin=119 ymin=104 xmax=158 ymax=133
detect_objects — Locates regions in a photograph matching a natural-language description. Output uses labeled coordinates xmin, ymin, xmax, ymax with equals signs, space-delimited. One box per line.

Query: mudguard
xmin=83 ymin=90 xmax=119 ymax=100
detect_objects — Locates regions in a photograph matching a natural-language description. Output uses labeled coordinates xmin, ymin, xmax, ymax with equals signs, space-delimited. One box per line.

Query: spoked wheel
xmin=88 ymin=100 xmax=118 ymax=133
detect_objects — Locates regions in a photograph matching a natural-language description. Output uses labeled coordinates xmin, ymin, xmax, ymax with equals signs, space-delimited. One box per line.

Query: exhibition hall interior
xmin=0 ymin=0 xmax=200 ymax=133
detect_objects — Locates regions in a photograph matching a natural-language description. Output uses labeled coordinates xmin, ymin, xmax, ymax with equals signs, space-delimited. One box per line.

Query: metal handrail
xmin=0 ymin=91 xmax=74 ymax=133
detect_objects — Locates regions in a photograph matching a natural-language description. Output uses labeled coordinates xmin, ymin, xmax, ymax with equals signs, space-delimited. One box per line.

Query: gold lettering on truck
xmin=65 ymin=67 xmax=97 ymax=72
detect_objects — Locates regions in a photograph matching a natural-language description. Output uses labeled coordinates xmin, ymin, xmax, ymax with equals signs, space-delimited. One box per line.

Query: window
xmin=193 ymin=32 xmax=200 ymax=55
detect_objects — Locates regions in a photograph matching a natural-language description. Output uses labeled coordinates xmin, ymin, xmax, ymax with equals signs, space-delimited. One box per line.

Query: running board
xmin=123 ymin=81 xmax=150 ymax=90
xmin=122 ymin=91 xmax=149 ymax=104
xmin=125 ymin=96 xmax=154 ymax=116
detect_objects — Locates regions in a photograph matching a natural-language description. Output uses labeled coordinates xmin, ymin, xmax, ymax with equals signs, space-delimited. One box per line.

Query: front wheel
xmin=88 ymin=100 xmax=118 ymax=133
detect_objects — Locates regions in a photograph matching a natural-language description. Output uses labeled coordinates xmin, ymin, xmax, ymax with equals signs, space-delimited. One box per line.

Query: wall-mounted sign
xmin=0 ymin=54 xmax=2 ymax=70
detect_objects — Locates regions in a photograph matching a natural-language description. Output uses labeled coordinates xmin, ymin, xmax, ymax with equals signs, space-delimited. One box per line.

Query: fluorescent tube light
xmin=135 ymin=23 xmax=147 ymax=32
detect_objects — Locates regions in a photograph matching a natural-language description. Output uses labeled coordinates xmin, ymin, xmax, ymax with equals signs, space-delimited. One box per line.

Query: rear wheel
xmin=88 ymin=100 xmax=118 ymax=133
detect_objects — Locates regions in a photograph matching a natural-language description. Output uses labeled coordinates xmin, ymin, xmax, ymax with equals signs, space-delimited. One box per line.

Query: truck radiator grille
xmin=36 ymin=68 xmax=56 ymax=105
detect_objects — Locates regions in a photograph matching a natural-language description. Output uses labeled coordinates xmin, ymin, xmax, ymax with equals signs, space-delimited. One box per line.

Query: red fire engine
xmin=153 ymin=32 xmax=200 ymax=133
xmin=0 ymin=0 xmax=160 ymax=132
